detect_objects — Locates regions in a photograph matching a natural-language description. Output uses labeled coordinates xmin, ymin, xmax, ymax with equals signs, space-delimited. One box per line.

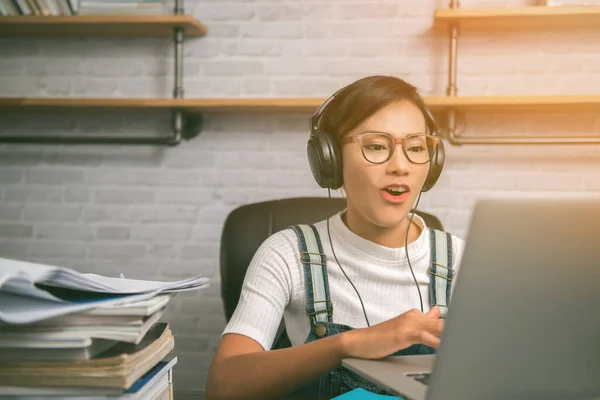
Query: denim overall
xmin=285 ymin=224 xmax=455 ymax=399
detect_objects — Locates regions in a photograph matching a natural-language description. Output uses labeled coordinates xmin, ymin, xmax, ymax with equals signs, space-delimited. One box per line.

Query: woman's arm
xmin=205 ymin=332 xmax=348 ymax=400
xmin=206 ymin=307 xmax=444 ymax=400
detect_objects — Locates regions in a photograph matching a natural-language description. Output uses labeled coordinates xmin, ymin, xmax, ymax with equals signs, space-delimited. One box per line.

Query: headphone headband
xmin=307 ymin=85 xmax=445 ymax=192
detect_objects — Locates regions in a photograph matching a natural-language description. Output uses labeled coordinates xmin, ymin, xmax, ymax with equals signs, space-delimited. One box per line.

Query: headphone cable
xmin=406 ymin=191 xmax=424 ymax=313
xmin=327 ymin=188 xmax=372 ymax=327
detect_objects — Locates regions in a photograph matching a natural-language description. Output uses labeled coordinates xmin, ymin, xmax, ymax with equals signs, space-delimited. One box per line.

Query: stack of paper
xmin=0 ymin=257 xmax=210 ymax=399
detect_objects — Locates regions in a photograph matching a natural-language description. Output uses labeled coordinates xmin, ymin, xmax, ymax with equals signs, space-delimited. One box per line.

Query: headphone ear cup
xmin=422 ymin=139 xmax=445 ymax=192
xmin=307 ymin=130 xmax=343 ymax=190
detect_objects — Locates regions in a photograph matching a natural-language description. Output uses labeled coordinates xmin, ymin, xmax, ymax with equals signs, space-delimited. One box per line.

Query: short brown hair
xmin=317 ymin=75 xmax=437 ymax=143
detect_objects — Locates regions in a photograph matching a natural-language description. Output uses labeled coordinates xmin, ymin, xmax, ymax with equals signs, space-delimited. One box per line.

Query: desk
xmin=173 ymin=390 xmax=330 ymax=400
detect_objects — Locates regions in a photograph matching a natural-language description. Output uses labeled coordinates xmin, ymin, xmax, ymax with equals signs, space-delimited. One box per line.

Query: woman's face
xmin=341 ymin=100 xmax=431 ymax=230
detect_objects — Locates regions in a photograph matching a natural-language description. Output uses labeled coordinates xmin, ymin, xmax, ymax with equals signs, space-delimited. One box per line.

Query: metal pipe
xmin=446 ymin=131 xmax=600 ymax=145
xmin=174 ymin=0 xmax=183 ymax=15
xmin=173 ymin=27 xmax=184 ymax=100
xmin=447 ymin=26 xmax=459 ymax=97
xmin=0 ymin=136 xmax=181 ymax=145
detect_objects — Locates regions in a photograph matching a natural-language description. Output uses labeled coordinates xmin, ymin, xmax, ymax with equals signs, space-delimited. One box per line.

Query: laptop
xmin=342 ymin=197 xmax=600 ymax=400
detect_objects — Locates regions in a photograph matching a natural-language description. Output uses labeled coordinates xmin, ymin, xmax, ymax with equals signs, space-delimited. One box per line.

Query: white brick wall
xmin=1 ymin=0 xmax=600 ymax=392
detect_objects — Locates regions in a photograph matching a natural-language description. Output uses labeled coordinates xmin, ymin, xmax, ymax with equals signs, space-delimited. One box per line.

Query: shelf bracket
xmin=440 ymin=0 xmax=461 ymax=145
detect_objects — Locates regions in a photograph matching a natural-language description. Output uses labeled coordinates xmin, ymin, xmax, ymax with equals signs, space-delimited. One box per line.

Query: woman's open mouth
xmin=381 ymin=185 xmax=410 ymax=203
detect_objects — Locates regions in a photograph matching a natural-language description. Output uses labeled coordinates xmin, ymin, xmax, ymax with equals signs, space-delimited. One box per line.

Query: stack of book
xmin=0 ymin=0 xmax=167 ymax=16
xmin=77 ymin=0 xmax=167 ymax=15
xmin=0 ymin=257 xmax=210 ymax=399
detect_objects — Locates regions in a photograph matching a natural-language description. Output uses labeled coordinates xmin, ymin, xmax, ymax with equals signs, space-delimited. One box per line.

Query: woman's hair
xmin=317 ymin=75 xmax=437 ymax=143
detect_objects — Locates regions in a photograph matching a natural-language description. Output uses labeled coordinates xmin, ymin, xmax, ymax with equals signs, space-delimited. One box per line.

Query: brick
xmin=0 ymin=78 xmax=39 ymax=96
xmin=203 ymin=61 xmax=264 ymax=77
xmin=0 ymin=170 xmax=22 ymax=184
xmin=95 ymin=226 xmax=131 ymax=240
xmin=183 ymin=40 xmax=221 ymax=59
xmin=26 ymin=59 xmax=82 ymax=76
xmin=131 ymin=225 xmax=192 ymax=241
xmin=83 ymin=59 xmax=144 ymax=77
xmin=0 ymin=242 xmax=28 ymax=258
xmin=241 ymin=23 xmax=303 ymax=39
xmin=29 ymin=242 xmax=86 ymax=257
xmin=214 ymin=188 xmax=252 ymax=205
xmin=257 ymin=5 xmax=302 ymax=21
xmin=94 ymin=189 xmax=156 ymax=205
xmin=515 ymin=173 xmax=585 ymax=192
xmin=184 ymin=79 xmax=242 ymax=96
xmin=198 ymin=23 xmax=239 ymax=38
xmin=135 ymin=170 xmax=200 ymax=187
xmin=261 ymin=170 xmax=315 ymax=189
xmin=119 ymin=78 xmax=167 ymax=97
xmin=243 ymin=78 xmax=272 ymax=95
xmin=280 ymin=41 xmax=349 ymax=58
xmin=73 ymin=78 xmax=119 ymax=96
xmin=89 ymin=243 xmax=146 ymax=258
xmin=65 ymin=187 xmax=91 ymax=203
xmin=327 ymin=21 xmax=394 ymax=39
xmin=22 ymin=205 xmax=81 ymax=222
xmin=85 ymin=170 xmax=138 ymax=185
xmin=191 ymin=225 xmax=224 ymax=242
xmin=156 ymin=189 xmax=214 ymax=205
xmin=203 ymin=118 xmax=275 ymax=138
xmin=214 ymin=152 xmax=273 ymax=170
xmin=138 ymin=206 xmax=198 ymax=223
xmin=37 ymin=77 xmax=72 ymax=96
xmin=212 ymin=170 xmax=261 ymax=186
xmin=0 ymin=224 xmax=33 ymax=238
xmin=336 ymin=3 xmax=398 ymax=20
xmin=161 ymin=151 xmax=215 ymax=168
xmin=3 ymin=187 xmax=63 ymax=203
xmin=81 ymin=206 xmax=139 ymax=223
xmin=147 ymin=244 xmax=177 ymax=258
xmin=321 ymin=59 xmax=390 ymax=76
xmin=274 ymin=79 xmax=344 ymax=96
xmin=0 ymin=206 xmax=21 ymax=221
xmin=221 ymin=41 xmax=282 ymax=57
xmin=26 ymin=169 xmax=84 ymax=185
xmin=35 ymin=225 xmax=93 ymax=240
xmin=194 ymin=4 xmax=255 ymax=21
xmin=198 ymin=204 xmax=234 ymax=225
xmin=43 ymin=151 xmax=102 ymax=166
xmin=0 ymin=149 xmax=42 ymax=166
xmin=0 ymin=59 xmax=23 ymax=75
xmin=180 ymin=244 xmax=219 ymax=260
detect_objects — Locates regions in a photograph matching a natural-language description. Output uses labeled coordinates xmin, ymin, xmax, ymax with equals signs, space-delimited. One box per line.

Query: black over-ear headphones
xmin=307 ymin=87 xmax=445 ymax=192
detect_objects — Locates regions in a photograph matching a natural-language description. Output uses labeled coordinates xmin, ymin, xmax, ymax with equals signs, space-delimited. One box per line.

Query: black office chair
xmin=219 ymin=197 xmax=444 ymax=349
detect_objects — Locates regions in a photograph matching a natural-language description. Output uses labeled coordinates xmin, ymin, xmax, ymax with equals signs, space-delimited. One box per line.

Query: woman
xmin=206 ymin=75 xmax=466 ymax=400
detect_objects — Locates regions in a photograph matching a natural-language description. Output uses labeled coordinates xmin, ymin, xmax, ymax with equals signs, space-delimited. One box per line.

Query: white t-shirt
xmin=222 ymin=211 xmax=466 ymax=351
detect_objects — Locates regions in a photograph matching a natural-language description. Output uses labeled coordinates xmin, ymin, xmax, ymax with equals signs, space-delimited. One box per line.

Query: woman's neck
xmin=341 ymin=208 xmax=422 ymax=249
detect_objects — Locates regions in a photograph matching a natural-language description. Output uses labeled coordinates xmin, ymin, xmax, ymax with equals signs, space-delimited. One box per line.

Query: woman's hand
xmin=340 ymin=306 xmax=444 ymax=360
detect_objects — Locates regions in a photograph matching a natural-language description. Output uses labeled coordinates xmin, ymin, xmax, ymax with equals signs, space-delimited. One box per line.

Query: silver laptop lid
xmin=427 ymin=197 xmax=600 ymax=400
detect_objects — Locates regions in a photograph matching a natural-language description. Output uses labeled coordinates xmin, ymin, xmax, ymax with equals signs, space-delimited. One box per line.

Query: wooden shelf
xmin=426 ymin=94 xmax=600 ymax=112
xmin=3 ymin=95 xmax=600 ymax=114
xmin=0 ymin=15 xmax=207 ymax=37
xmin=0 ymin=97 xmax=324 ymax=113
xmin=433 ymin=5 xmax=600 ymax=30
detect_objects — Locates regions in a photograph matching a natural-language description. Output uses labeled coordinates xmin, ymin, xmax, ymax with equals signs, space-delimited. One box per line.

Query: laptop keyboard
xmin=406 ymin=373 xmax=432 ymax=385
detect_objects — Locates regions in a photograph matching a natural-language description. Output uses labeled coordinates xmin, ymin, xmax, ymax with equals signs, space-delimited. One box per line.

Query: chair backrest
xmin=219 ymin=197 xmax=444 ymax=322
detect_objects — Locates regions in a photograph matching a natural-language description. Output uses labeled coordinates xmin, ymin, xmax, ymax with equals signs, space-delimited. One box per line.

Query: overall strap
xmin=428 ymin=228 xmax=455 ymax=318
xmin=288 ymin=224 xmax=333 ymax=325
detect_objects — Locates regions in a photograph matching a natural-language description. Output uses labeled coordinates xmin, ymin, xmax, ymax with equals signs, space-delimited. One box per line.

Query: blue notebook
xmin=332 ymin=388 xmax=403 ymax=400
